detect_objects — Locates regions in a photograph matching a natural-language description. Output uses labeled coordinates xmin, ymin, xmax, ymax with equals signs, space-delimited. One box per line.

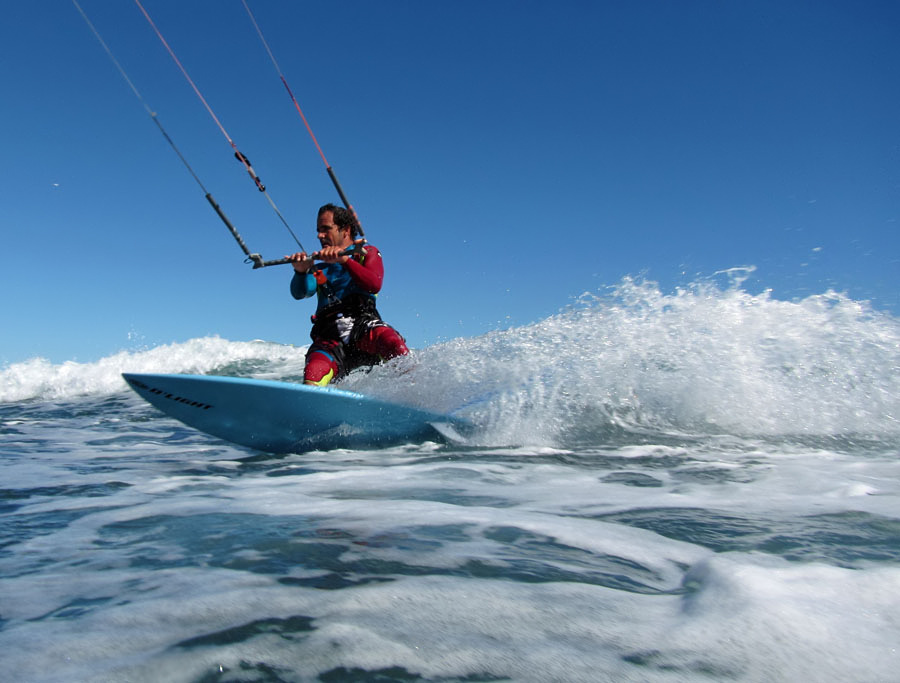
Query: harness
xmin=310 ymin=292 xmax=385 ymax=344
xmin=307 ymin=249 xmax=388 ymax=374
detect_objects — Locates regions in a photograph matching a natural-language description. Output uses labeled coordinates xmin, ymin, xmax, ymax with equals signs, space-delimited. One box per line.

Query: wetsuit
xmin=290 ymin=245 xmax=408 ymax=386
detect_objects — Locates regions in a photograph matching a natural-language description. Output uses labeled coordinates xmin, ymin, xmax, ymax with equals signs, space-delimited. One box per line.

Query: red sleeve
xmin=344 ymin=245 xmax=384 ymax=294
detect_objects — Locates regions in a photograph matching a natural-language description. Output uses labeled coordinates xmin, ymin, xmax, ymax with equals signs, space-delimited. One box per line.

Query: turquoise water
xmin=2 ymin=278 xmax=899 ymax=681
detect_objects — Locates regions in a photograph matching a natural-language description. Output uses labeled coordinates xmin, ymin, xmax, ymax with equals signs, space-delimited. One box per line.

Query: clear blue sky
xmin=1 ymin=0 xmax=897 ymax=365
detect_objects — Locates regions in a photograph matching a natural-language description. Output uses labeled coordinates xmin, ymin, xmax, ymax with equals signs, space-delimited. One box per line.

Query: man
xmin=287 ymin=203 xmax=408 ymax=386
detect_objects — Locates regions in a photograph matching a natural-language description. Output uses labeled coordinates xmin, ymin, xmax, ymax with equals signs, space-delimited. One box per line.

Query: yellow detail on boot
xmin=304 ymin=366 xmax=335 ymax=387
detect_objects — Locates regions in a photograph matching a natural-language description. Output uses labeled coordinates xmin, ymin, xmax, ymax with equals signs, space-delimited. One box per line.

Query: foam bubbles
xmin=0 ymin=337 xmax=306 ymax=403
xmin=4 ymin=273 xmax=899 ymax=444
xmin=676 ymin=554 xmax=900 ymax=680
xmin=357 ymin=273 xmax=900 ymax=443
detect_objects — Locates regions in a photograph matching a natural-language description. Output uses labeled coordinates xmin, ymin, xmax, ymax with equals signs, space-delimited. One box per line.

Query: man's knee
xmin=359 ymin=326 xmax=408 ymax=360
xmin=304 ymin=349 xmax=338 ymax=386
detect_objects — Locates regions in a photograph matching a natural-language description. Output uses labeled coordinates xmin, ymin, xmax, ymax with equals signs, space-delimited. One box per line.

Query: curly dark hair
xmin=317 ymin=203 xmax=360 ymax=238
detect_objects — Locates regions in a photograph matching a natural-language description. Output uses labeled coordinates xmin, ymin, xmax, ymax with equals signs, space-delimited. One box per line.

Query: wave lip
xmin=392 ymin=273 xmax=900 ymax=444
xmin=0 ymin=337 xmax=305 ymax=404
xmin=4 ymin=273 xmax=899 ymax=444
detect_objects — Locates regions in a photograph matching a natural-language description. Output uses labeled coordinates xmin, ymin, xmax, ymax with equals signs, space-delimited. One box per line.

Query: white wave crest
xmin=0 ymin=337 xmax=306 ymax=403
xmin=5 ymin=273 xmax=899 ymax=441
xmin=353 ymin=272 xmax=900 ymax=441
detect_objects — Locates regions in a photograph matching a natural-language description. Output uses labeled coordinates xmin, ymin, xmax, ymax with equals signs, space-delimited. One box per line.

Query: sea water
xmin=2 ymin=275 xmax=899 ymax=682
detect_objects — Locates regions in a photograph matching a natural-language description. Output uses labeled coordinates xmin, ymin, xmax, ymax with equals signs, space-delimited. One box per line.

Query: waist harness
xmin=310 ymin=292 xmax=385 ymax=346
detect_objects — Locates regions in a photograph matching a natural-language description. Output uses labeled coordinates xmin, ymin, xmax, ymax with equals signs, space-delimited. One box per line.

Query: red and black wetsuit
xmin=290 ymin=245 xmax=408 ymax=385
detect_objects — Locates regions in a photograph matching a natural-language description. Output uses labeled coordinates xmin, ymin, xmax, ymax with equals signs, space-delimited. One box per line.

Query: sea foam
xmin=0 ymin=337 xmax=306 ymax=403
xmin=3 ymin=273 xmax=899 ymax=441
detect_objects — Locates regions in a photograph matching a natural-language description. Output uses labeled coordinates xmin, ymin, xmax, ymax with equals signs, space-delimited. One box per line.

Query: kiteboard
xmin=122 ymin=373 xmax=471 ymax=454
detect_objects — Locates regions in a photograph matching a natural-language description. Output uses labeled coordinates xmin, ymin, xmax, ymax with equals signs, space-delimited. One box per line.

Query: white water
xmin=1 ymin=274 xmax=899 ymax=682
xmin=6 ymin=271 xmax=896 ymax=441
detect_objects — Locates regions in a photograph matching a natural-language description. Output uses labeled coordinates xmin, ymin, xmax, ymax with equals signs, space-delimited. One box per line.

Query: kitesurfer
xmin=287 ymin=204 xmax=408 ymax=386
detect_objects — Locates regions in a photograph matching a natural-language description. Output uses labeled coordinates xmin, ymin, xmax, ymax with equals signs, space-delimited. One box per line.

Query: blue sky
xmin=1 ymin=0 xmax=897 ymax=365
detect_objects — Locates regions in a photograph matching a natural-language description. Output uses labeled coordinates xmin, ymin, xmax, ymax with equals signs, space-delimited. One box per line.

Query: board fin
xmin=428 ymin=421 xmax=469 ymax=445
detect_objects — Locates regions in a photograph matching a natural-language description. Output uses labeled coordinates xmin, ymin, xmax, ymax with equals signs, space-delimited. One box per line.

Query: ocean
xmin=2 ymin=276 xmax=899 ymax=682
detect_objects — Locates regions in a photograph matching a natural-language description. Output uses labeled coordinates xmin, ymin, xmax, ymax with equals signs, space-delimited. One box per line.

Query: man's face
xmin=316 ymin=211 xmax=351 ymax=249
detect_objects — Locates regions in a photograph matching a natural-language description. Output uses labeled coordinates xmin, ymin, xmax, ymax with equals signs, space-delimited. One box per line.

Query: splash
xmin=353 ymin=271 xmax=900 ymax=444
xmin=0 ymin=337 xmax=306 ymax=403
xmin=4 ymin=274 xmax=899 ymax=444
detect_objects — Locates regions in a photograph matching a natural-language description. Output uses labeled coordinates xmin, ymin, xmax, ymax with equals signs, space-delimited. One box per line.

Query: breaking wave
xmin=4 ymin=270 xmax=899 ymax=444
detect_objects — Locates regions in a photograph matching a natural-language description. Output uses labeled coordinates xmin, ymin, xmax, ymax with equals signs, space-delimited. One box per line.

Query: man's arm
xmin=287 ymin=251 xmax=316 ymax=300
xmin=290 ymin=271 xmax=317 ymax=300
xmin=344 ymin=246 xmax=384 ymax=294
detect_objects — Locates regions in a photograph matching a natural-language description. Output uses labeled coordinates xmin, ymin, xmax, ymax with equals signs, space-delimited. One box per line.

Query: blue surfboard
xmin=122 ymin=373 xmax=471 ymax=453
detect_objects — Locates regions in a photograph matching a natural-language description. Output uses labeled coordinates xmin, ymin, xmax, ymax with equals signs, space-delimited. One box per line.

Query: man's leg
xmin=356 ymin=325 xmax=408 ymax=360
xmin=304 ymin=341 xmax=342 ymax=386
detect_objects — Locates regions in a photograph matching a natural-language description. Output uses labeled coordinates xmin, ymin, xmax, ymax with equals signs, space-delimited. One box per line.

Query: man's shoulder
xmin=356 ymin=243 xmax=381 ymax=260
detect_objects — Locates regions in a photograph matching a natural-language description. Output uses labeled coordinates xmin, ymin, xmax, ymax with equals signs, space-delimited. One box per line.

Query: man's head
xmin=316 ymin=204 xmax=360 ymax=249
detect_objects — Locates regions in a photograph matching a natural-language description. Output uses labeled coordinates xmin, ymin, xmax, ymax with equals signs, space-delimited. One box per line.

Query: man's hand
xmin=314 ymin=245 xmax=352 ymax=264
xmin=287 ymin=252 xmax=314 ymax=273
